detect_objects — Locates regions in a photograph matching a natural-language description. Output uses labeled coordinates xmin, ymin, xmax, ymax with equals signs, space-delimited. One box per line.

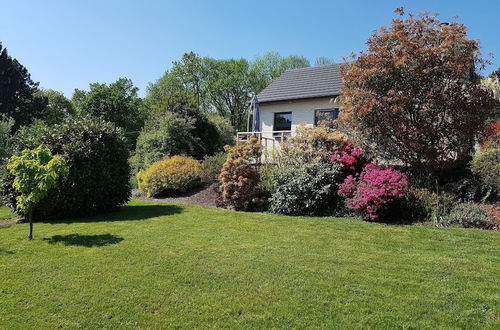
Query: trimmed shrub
xmin=338 ymin=164 xmax=409 ymax=220
xmin=200 ymin=152 xmax=227 ymax=184
xmin=269 ymin=162 xmax=343 ymax=216
xmin=2 ymin=115 xmax=131 ymax=219
xmin=137 ymin=156 xmax=202 ymax=197
xmin=448 ymin=203 xmax=496 ymax=229
xmin=217 ymin=139 xmax=263 ymax=211
xmin=470 ymin=148 xmax=500 ymax=190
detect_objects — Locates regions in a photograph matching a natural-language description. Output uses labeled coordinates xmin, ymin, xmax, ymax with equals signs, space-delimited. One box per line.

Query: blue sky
xmin=1 ymin=0 xmax=499 ymax=97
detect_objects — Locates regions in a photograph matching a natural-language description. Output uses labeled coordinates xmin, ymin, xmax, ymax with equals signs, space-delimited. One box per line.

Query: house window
xmin=273 ymin=112 xmax=292 ymax=131
xmin=273 ymin=112 xmax=292 ymax=140
xmin=314 ymin=109 xmax=339 ymax=127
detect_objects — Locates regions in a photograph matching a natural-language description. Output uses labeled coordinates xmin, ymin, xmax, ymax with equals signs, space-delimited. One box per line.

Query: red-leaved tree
xmin=339 ymin=9 xmax=498 ymax=170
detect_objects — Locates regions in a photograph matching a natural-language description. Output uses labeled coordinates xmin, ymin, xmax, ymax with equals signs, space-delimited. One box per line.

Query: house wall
xmin=259 ymin=97 xmax=340 ymax=139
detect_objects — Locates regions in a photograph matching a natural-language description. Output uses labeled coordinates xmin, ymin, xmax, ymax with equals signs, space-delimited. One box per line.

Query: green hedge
xmin=2 ymin=115 xmax=131 ymax=219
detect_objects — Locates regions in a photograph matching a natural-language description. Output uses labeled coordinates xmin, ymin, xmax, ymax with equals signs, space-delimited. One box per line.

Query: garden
xmin=0 ymin=9 xmax=499 ymax=328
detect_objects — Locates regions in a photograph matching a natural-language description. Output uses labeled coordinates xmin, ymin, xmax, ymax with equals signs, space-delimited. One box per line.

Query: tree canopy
xmin=339 ymin=9 xmax=498 ymax=169
xmin=0 ymin=43 xmax=46 ymax=130
xmin=73 ymin=78 xmax=145 ymax=133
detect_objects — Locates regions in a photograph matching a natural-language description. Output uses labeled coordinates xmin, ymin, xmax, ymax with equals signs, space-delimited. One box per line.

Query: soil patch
xmin=137 ymin=183 xmax=218 ymax=208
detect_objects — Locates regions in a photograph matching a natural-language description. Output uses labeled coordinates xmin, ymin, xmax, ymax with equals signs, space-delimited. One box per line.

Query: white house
xmin=238 ymin=63 xmax=344 ymax=146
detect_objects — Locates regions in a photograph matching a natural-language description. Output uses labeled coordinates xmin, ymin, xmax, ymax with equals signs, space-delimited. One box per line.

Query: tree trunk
xmin=28 ymin=209 xmax=33 ymax=240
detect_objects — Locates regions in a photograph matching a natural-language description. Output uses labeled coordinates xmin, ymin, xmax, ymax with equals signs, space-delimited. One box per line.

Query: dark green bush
xmin=269 ymin=162 xmax=343 ymax=216
xmin=2 ymin=115 xmax=131 ymax=219
xmin=448 ymin=203 xmax=495 ymax=229
xmin=470 ymin=148 xmax=500 ymax=190
xmin=133 ymin=103 xmax=228 ymax=171
xmin=200 ymin=152 xmax=227 ymax=184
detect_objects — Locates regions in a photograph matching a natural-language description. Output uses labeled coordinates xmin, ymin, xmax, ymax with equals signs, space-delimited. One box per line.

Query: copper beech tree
xmin=339 ymin=9 xmax=498 ymax=170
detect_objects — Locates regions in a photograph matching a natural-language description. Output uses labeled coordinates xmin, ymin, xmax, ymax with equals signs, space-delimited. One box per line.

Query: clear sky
xmin=1 ymin=0 xmax=499 ymax=97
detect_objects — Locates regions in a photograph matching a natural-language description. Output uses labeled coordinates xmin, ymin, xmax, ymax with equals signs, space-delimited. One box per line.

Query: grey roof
xmin=257 ymin=63 xmax=344 ymax=103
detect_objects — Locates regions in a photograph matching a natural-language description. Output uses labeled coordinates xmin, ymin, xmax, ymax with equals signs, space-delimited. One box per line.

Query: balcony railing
xmin=236 ymin=131 xmax=293 ymax=163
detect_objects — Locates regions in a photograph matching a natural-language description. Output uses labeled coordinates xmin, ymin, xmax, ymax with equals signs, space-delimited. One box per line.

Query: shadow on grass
xmin=0 ymin=248 xmax=14 ymax=255
xmin=44 ymin=204 xmax=185 ymax=224
xmin=44 ymin=234 xmax=124 ymax=247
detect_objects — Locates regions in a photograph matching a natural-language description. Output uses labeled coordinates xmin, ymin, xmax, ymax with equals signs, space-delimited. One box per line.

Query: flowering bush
xmin=338 ymin=163 xmax=409 ymax=220
xmin=331 ymin=143 xmax=370 ymax=175
xmin=137 ymin=156 xmax=202 ymax=197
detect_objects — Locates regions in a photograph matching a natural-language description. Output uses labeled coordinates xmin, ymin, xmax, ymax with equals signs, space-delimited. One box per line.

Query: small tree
xmin=7 ymin=145 xmax=68 ymax=239
xmin=339 ymin=9 xmax=498 ymax=170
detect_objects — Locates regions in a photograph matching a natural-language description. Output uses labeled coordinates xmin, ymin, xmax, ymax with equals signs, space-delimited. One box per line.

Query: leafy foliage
xmin=269 ymin=162 xmax=343 ymax=216
xmin=0 ymin=116 xmax=14 ymax=162
xmin=7 ymin=145 xmax=68 ymax=214
xmin=409 ymin=187 xmax=456 ymax=223
xmin=73 ymin=77 xmax=145 ymax=133
xmin=470 ymin=148 xmax=500 ymax=190
xmin=36 ymin=89 xmax=75 ymax=125
xmin=3 ymin=115 xmax=131 ymax=219
xmin=137 ymin=156 xmax=202 ymax=197
xmin=133 ymin=99 xmax=224 ymax=171
xmin=338 ymin=164 xmax=409 ymax=220
xmin=0 ymin=43 xmax=47 ymax=129
xmin=7 ymin=145 xmax=68 ymax=239
xmin=204 ymin=58 xmax=255 ymax=130
xmin=200 ymin=152 xmax=227 ymax=184
xmin=250 ymin=52 xmax=310 ymax=92
xmin=448 ymin=203 xmax=496 ymax=229
xmin=217 ymin=139 xmax=263 ymax=211
xmin=339 ymin=11 xmax=498 ymax=169
xmin=279 ymin=124 xmax=348 ymax=166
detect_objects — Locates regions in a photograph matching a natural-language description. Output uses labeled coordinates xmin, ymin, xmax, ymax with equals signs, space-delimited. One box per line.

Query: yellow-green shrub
xmin=137 ymin=156 xmax=202 ymax=197
xmin=279 ymin=124 xmax=349 ymax=166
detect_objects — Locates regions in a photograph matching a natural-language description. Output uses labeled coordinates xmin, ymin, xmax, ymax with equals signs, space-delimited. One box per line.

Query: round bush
xmin=470 ymin=148 xmax=500 ymax=190
xmin=2 ymin=115 xmax=131 ymax=219
xmin=448 ymin=203 xmax=495 ymax=229
xmin=137 ymin=156 xmax=201 ymax=197
xmin=269 ymin=162 xmax=343 ymax=216
xmin=338 ymin=164 xmax=409 ymax=221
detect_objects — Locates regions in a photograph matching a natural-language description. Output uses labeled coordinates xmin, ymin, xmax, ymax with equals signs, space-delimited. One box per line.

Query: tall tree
xmin=36 ymin=89 xmax=75 ymax=125
xmin=339 ymin=9 xmax=498 ymax=170
xmin=250 ymin=52 xmax=310 ymax=93
xmin=204 ymin=58 xmax=254 ymax=130
xmin=0 ymin=43 xmax=46 ymax=130
xmin=171 ymin=52 xmax=207 ymax=111
xmin=315 ymin=57 xmax=335 ymax=66
xmin=73 ymin=78 xmax=145 ymax=133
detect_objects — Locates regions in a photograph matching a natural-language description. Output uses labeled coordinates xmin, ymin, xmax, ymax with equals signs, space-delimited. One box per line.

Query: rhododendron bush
xmin=331 ymin=143 xmax=370 ymax=175
xmin=338 ymin=164 xmax=409 ymax=220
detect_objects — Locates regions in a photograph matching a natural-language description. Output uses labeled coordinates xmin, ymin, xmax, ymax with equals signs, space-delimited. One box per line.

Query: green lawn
xmin=0 ymin=206 xmax=16 ymax=220
xmin=0 ymin=200 xmax=498 ymax=328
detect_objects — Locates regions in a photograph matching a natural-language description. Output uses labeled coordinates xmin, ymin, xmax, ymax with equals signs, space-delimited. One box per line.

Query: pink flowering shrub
xmin=338 ymin=163 xmax=409 ymax=220
xmin=330 ymin=143 xmax=369 ymax=174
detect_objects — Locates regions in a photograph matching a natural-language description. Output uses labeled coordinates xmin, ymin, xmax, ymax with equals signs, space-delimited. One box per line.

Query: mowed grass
xmin=0 ymin=206 xmax=16 ymax=220
xmin=0 ymin=200 xmax=499 ymax=328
